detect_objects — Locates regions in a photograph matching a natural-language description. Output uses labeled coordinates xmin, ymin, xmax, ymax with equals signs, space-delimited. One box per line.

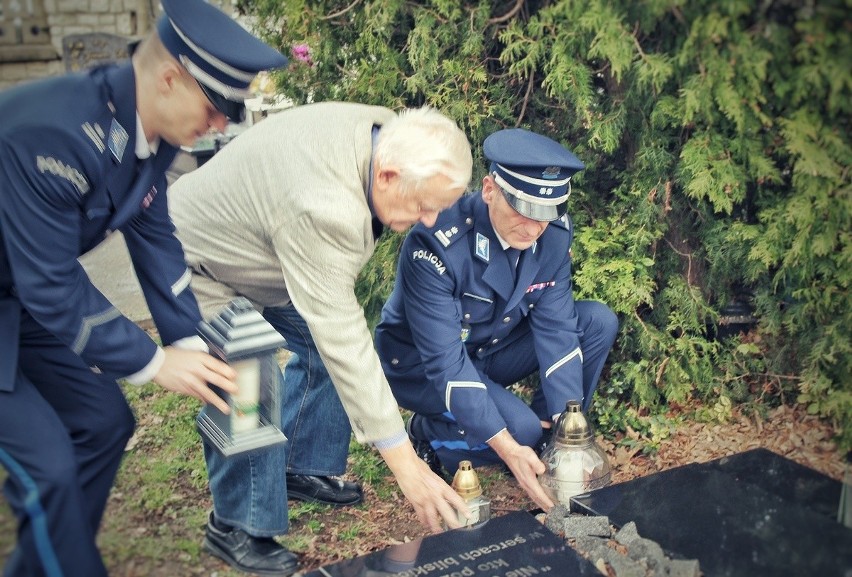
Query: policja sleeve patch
xmin=410 ymin=248 xmax=447 ymax=275
xmin=35 ymin=155 xmax=90 ymax=196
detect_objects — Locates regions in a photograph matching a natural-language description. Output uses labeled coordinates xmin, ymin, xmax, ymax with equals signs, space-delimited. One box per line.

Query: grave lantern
xmin=451 ymin=460 xmax=491 ymax=528
xmin=538 ymin=400 xmax=611 ymax=505
xmin=196 ymin=297 xmax=287 ymax=456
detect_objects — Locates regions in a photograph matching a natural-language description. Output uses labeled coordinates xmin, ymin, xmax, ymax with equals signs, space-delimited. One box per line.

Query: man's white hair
xmin=375 ymin=106 xmax=472 ymax=196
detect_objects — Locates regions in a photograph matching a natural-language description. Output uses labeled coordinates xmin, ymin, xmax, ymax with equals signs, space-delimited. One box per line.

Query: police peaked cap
xmin=158 ymin=0 xmax=287 ymax=121
xmin=484 ymin=128 xmax=585 ymax=222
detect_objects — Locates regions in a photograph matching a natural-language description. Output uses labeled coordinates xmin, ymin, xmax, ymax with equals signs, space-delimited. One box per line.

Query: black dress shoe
xmin=286 ymin=474 xmax=363 ymax=506
xmin=406 ymin=414 xmax=448 ymax=481
xmin=535 ymin=426 xmax=554 ymax=457
xmin=203 ymin=512 xmax=298 ymax=577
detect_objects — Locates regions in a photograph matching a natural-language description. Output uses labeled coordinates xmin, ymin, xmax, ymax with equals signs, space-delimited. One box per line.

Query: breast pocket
xmin=461 ymin=292 xmax=495 ymax=326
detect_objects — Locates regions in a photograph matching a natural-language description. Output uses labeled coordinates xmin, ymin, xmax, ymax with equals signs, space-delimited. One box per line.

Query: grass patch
xmin=0 ymin=379 xmax=450 ymax=574
xmin=289 ymin=500 xmax=331 ymax=523
xmin=339 ymin=522 xmax=364 ymax=541
xmin=348 ymin=438 xmax=395 ymax=499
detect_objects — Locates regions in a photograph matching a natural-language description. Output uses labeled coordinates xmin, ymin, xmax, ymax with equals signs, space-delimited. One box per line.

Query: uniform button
xmin=503 ymin=316 xmax=511 ymax=323
xmin=391 ymin=358 xmax=399 ymax=365
xmin=491 ymin=338 xmax=499 ymax=344
xmin=91 ymin=366 xmax=102 ymax=374
xmin=465 ymin=217 xmax=473 ymax=224
xmin=528 ymin=303 xmax=535 ymax=309
xmin=464 ymin=313 xmax=471 ymax=320
xmin=477 ymin=347 xmax=484 ymax=354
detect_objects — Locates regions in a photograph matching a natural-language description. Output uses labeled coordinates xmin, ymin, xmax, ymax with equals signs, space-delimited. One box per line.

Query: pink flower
xmin=291 ymin=44 xmax=312 ymax=64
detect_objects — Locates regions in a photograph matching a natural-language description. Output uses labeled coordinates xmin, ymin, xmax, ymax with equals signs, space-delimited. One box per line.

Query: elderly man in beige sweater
xmin=168 ymin=101 xmax=473 ymax=576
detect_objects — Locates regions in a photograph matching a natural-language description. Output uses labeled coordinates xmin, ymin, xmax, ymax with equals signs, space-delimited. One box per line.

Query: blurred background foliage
xmin=237 ymin=0 xmax=850 ymax=452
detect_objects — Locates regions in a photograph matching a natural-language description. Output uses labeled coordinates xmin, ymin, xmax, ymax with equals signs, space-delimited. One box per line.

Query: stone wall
xmin=0 ymin=0 xmax=233 ymax=90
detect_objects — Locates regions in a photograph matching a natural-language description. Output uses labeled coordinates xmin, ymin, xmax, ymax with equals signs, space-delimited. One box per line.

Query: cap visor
xmin=501 ymin=188 xmax=566 ymax=222
xmin=199 ymin=82 xmax=246 ymax=123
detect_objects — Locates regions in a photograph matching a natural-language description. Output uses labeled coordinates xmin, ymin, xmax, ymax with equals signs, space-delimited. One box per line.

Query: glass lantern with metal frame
xmin=196 ymin=297 xmax=288 ymax=457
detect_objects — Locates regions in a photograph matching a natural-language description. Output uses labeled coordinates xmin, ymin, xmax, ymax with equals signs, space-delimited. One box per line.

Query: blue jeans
xmin=202 ymin=305 xmax=352 ymax=536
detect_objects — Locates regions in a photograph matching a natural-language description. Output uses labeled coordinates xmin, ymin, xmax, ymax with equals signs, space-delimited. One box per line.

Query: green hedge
xmin=240 ymin=0 xmax=850 ymax=451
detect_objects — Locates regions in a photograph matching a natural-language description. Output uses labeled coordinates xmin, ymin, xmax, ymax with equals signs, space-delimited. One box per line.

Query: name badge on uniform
xmin=475 ymin=233 xmax=490 ymax=262
xmin=108 ymin=118 xmax=129 ymax=162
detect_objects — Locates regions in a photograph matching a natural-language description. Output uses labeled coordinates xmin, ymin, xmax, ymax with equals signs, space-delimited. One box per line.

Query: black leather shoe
xmin=203 ymin=512 xmax=298 ymax=577
xmin=286 ymin=474 xmax=363 ymax=506
xmin=406 ymin=414 xmax=448 ymax=480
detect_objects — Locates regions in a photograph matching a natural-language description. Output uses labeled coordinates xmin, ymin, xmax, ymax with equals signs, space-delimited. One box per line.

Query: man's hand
xmin=153 ymin=347 xmax=237 ymax=414
xmin=379 ymin=441 xmax=470 ymax=533
xmin=488 ymin=429 xmax=554 ymax=511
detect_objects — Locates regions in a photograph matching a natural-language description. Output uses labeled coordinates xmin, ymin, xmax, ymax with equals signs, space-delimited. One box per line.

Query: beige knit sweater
xmin=168 ymin=102 xmax=404 ymax=444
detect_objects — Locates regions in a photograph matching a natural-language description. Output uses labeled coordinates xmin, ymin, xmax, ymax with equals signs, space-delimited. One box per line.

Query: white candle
xmin=554 ymin=450 xmax=585 ymax=503
xmin=231 ymin=358 xmax=261 ymax=434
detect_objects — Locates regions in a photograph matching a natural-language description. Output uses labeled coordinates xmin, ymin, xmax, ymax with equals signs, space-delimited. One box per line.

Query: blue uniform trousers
xmin=202 ymin=305 xmax=351 ymax=536
xmin=0 ymin=309 xmax=135 ymax=577
xmin=401 ymin=300 xmax=618 ymax=474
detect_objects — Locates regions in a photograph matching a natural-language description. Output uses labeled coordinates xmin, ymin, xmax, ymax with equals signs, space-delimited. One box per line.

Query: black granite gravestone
xmin=303 ymin=510 xmax=598 ymax=577
xmin=571 ymin=448 xmax=851 ymax=577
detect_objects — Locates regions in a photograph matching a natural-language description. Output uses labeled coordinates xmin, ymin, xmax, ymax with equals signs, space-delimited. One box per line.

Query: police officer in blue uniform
xmin=0 ymin=1 xmax=286 ymax=575
xmin=375 ymin=128 xmax=619 ymax=511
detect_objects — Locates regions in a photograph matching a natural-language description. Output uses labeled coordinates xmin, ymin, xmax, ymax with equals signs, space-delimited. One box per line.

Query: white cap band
xmin=496 ymin=162 xmax=572 ymax=188
xmin=493 ymin=172 xmax=571 ymax=206
xmin=179 ymin=55 xmax=253 ymax=101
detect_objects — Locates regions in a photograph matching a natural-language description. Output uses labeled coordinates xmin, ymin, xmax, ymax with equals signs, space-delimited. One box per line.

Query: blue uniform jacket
xmin=375 ymin=193 xmax=584 ymax=447
xmin=0 ymin=63 xmax=202 ymax=390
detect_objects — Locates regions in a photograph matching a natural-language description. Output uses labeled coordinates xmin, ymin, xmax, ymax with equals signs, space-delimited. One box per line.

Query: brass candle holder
xmin=451 ymin=460 xmax=491 ymax=528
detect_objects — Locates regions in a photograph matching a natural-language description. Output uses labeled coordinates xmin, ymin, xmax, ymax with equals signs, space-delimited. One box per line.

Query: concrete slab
xmin=79 ymin=232 xmax=151 ymax=325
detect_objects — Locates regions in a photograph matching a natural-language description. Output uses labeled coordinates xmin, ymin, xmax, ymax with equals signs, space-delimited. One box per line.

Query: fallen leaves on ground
xmin=3 ymin=402 xmax=841 ymax=577
xmin=289 ymin=403 xmax=844 ymax=573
